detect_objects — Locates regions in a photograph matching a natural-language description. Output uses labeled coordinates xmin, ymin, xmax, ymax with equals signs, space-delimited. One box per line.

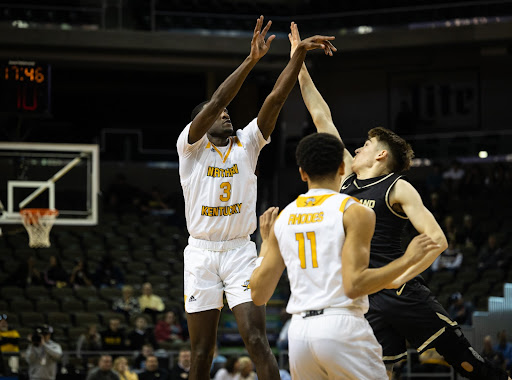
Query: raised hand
xmin=250 ymin=15 xmax=276 ymax=60
xmin=288 ymin=21 xmax=301 ymax=58
xmin=259 ymin=206 xmax=279 ymax=242
xmin=291 ymin=22 xmax=337 ymax=56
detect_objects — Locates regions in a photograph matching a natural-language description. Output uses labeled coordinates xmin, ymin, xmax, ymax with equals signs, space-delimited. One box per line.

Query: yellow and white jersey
xmin=177 ymin=118 xmax=269 ymax=242
xmin=274 ymin=188 xmax=369 ymax=315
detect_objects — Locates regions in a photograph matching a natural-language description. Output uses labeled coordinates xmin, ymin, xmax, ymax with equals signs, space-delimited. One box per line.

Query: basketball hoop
xmin=20 ymin=208 xmax=59 ymax=248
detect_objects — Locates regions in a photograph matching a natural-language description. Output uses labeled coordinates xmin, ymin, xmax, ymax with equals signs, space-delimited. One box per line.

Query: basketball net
xmin=20 ymin=208 xmax=59 ymax=248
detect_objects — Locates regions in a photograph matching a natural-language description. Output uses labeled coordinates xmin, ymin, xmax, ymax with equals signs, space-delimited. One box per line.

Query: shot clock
xmin=0 ymin=60 xmax=51 ymax=115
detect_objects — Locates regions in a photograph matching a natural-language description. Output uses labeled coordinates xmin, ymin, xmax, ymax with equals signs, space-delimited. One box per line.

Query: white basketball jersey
xmin=274 ymin=189 xmax=369 ymax=315
xmin=177 ymin=118 xmax=269 ymax=242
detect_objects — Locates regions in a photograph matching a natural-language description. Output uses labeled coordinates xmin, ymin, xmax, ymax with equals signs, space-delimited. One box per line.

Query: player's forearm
xmin=250 ymin=267 xmax=275 ymax=306
xmin=210 ymin=55 xmax=259 ymax=108
xmin=189 ymin=55 xmax=259 ymax=142
xmin=389 ymin=228 xmax=448 ymax=286
xmin=388 ymin=245 xmax=445 ymax=287
xmin=257 ymin=47 xmax=307 ymax=137
xmin=272 ymin=46 xmax=308 ymax=103
xmin=298 ymin=65 xmax=335 ymax=130
xmin=345 ymin=256 xmax=413 ymax=299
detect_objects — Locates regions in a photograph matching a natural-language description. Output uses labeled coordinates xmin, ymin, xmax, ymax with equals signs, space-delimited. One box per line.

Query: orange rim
xmin=20 ymin=208 xmax=59 ymax=217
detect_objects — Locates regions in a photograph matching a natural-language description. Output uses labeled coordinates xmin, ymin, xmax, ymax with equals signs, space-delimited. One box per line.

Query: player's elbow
xmin=250 ymin=289 xmax=267 ymax=306
xmin=439 ymin=235 xmax=449 ymax=252
xmin=343 ymin=278 xmax=364 ymax=300
xmin=345 ymin=286 xmax=364 ymax=300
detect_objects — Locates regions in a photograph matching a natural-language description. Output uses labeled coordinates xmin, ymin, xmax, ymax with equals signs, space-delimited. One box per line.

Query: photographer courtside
xmin=26 ymin=325 xmax=63 ymax=380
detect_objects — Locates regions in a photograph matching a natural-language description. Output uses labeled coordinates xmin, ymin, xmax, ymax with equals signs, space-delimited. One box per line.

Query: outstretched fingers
xmin=253 ymin=15 xmax=263 ymax=36
xmin=261 ymin=19 xmax=272 ymax=39
xmin=303 ymin=35 xmax=336 ymax=53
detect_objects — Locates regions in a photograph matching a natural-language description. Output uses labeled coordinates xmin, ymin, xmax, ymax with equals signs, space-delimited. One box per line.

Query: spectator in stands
xmin=210 ymin=344 xmax=227 ymax=378
xmin=76 ymin=324 xmax=102 ymax=358
xmin=138 ymin=283 xmax=164 ymax=321
xmin=0 ymin=314 xmax=20 ymax=374
xmin=12 ymin=256 xmax=43 ymax=287
xmin=462 ymin=164 xmax=485 ymax=199
xmin=213 ymin=356 xmax=238 ymax=380
xmin=486 ymin=163 xmax=510 ymax=194
xmin=425 ymin=163 xmax=444 ymax=194
xmin=94 ymin=255 xmax=124 ymax=289
xmin=100 ymin=317 xmax=127 ymax=352
xmin=44 ymin=255 xmax=69 ymax=288
xmin=139 ymin=355 xmax=168 ymax=380
xmin=442 ymin=160 xmax=465 ymax=195
xmin=113 ymin=356 xmax=138 ymax=380
xmin=113 ymin=285 xmax=141 ymax=319
xmin=426 ymin=192 xmax=446 ymax=223
xmin=447 ymin=292 xmax=474 ymax=325
xmin=482 ymin=335 xmax=506 ymax=370
xmin=478 ymin=233 xmax=507 ymax=271
xmin=442 ymin=215 xmax=458 ymax=243
xmin=86 ymin=355 xmax=120 ymax=380
xmin=154 ymin=311 xmax=183 ymax=348
xmin=140 ymin=186 xmax=170 ymax=213
xmin=134 ymin=344 xmax=154 ymax=371
xmin=458 ymin=214 xmax=482 ymax=250
xmin=494 ymin=330 xmax=512 ymax=372
xmin=105 ymin=173 xmax=142 ymax=214
xmin=126 ymin=316 xmax=157 ymax=350
xmin=431 ymin=239 xmax=463 ymax=273
xmin=168 ymin=346 xmax=191 ymax=380
xmin=69 ymin=258 xmax=94 ymax=289
xmin=236 ymin=357 xmax=256 ymax=380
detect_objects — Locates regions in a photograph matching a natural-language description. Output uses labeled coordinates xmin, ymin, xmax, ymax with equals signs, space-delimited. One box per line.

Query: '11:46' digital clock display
xmin=0 ymin=60 xmax=51 ymax=114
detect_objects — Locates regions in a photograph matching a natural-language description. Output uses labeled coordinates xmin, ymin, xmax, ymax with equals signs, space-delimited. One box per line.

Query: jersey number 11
xmin=295 ymin=232 xmax=318 ymax=269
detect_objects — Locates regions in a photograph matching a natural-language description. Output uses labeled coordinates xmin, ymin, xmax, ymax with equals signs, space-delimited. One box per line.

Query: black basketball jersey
xmin=341 ymin=172 xmax=409 ymax=269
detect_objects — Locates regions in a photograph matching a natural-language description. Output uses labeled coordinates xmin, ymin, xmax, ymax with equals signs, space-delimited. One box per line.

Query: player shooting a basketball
xmin=176 ymin=16 xmax=336 ymax=380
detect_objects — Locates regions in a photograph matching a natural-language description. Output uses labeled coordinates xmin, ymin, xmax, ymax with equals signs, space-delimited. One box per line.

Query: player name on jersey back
xmin=287 ymin=212 xmax=324 ymax=225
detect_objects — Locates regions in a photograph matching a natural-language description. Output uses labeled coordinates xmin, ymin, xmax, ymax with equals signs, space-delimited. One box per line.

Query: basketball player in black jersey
xmin=289 ymin=22 xmax=511 ymax=380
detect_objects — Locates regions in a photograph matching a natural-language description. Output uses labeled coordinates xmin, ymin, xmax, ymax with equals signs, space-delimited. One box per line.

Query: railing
xmin=1 ymin=0 xmax=512 ymax=33
xmin=0 ymin=1 xmax=107 ymax=29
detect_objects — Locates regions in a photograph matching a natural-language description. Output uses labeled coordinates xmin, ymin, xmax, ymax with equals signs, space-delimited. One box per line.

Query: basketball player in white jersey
xmin=177 ymin=17 xmax=336 ymax=380
xmin=250 ymin=133 xmax=439 ymax=380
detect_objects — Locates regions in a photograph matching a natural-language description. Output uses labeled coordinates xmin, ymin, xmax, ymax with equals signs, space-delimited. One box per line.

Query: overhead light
xmin=478 ymin=151 xmax=488 ymax=159
xmin=356 ymin=26 xmax=373 ymax=34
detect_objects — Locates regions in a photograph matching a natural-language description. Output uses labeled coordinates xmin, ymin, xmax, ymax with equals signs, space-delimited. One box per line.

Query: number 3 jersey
xmin=177 ymin=118 xmax=269 ymax=242
xmin=273 ymin=189 xmax=369 ymax=315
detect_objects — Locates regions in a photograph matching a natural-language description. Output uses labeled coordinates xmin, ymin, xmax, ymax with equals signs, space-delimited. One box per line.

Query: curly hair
xmin=368 ymin=127 xmax=414 ymax=172
xmin=296 ymin=133 xmax=345 ymax=180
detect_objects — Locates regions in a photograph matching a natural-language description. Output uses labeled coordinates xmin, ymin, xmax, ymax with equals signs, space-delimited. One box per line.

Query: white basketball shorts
xmin=288 ymin=310 xmax=388 ymax=380
xmin=183 ymin=238 xmax=257 ymax=313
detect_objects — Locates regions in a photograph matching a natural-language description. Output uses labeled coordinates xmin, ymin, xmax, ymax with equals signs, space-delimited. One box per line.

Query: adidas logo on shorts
xmin=189 ymin=296 xmax=197 ymax=302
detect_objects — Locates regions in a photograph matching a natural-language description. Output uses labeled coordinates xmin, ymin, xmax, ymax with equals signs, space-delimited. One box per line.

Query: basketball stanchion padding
xmin=20 ymin=208 xmax=59 ymax=248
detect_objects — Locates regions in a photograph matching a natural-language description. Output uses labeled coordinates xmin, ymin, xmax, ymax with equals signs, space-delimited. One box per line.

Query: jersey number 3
xmin=296 ymin=232 xmax=318 ymax=269
xmin=220 ymin=182 xmax=231 ymax=201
